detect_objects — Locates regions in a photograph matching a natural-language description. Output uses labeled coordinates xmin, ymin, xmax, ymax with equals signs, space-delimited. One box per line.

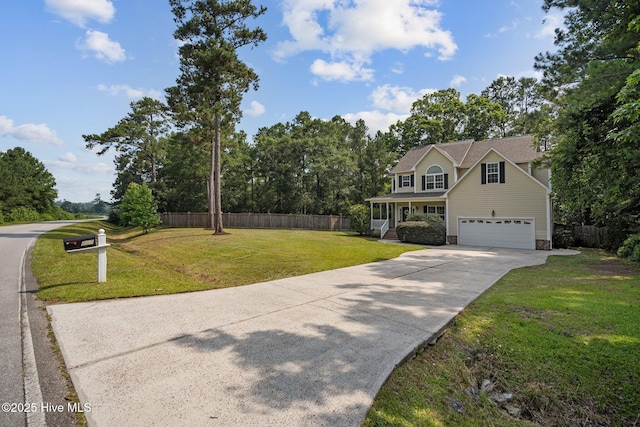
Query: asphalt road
xmin=0 ymin=221 xmax=80 ymax=427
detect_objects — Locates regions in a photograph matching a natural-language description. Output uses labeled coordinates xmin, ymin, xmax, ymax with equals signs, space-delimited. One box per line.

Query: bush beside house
xmin=552 ymin=228 xmax=575 ymax=249
xmin=349 ymin=204 xmax=370 ymax=235
xmin=396 ymin=220 xmax=446 ymax=245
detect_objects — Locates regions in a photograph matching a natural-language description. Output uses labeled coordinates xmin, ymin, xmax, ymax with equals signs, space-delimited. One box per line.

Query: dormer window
xmin=426 ymin=165 xmax=444 ymax=190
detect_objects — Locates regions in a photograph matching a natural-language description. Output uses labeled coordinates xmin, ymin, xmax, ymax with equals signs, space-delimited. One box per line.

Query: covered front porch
xmin=367 ymin=193 xmax=447 ymax=239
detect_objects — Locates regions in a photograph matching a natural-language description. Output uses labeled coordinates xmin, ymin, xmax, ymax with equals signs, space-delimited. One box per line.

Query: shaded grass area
xmin=365 ymin=249 xmax=640 ymax=427
xmin=33 ymin=221 xmax=420 ymax=303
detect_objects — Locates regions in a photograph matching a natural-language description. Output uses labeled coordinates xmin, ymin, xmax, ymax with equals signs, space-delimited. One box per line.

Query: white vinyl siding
xmin=447 ymin=151 xmax=550 ymax=243
xmin=414 ymin=149 xmax=455 ymax=190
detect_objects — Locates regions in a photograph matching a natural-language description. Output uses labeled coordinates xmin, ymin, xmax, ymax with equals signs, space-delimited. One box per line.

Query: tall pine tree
xmin=166 ymin=0 xmax=267 ymax=233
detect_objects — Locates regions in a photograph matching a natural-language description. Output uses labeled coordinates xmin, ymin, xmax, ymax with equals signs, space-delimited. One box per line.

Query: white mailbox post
xmin=63 ymin=229 xmax=111 ymax=282
xmin=97 ymin=229 xmax=108 ymax=282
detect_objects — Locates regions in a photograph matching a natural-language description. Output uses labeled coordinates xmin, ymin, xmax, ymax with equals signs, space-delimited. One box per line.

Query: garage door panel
xmin=459 ymin=218 xmax=534 ymax=250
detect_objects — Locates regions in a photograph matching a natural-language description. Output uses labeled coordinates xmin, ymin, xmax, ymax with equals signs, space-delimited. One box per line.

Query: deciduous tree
xmin=119 ymin=182 xmax=160 ymax=233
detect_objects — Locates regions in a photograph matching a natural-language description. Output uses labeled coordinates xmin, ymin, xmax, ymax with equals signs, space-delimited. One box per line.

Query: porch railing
xmin=372 ymin=219 xmax=389 ymax=238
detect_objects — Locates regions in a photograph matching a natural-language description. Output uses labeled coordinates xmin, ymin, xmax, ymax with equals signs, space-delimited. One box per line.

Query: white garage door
xmin=458 ymin=218 xmax=535 ymax=250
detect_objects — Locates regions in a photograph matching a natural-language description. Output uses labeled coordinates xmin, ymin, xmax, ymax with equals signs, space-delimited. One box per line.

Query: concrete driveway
xmin=48 ymin=245 xmax=577 ymax=426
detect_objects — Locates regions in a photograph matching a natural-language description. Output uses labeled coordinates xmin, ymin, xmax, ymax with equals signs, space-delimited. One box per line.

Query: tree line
xmin=86 ymin=0 xmax=639 ymax=250
xmin=535 ymin=0 xmax=640 ymax=248
xmin=87 ymin=76 xmax=549 ymax=217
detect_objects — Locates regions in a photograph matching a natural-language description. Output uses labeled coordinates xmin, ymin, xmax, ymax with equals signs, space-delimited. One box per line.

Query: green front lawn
xmin=365 ymin=249 xmax=640 ymax=426
xmin=32 ymin=221 xmax=420 ymax=303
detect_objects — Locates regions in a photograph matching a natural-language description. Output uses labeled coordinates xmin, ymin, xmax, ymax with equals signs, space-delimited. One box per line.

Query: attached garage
xmin=458 ymin=218 xmax=535 ymax=250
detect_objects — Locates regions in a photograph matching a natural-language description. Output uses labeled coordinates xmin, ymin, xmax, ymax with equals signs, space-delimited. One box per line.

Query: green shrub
xmin=349 ymin=204 xmax=370 ymax=235
xmin=0 ymin=211 xmax=4 ymax=224
xmin=405 ymin=213 xmax=428 ymax=222
xmin=396 ymin=221 xmax=446 ymax=245
xmin=42 ymin=206 xmax=75 ymax=221
xmin=553 ymin=228 xmax=575 ymax=248
xmin=119 ymin=183 xmax=160 ymax=233
xmin=6 ymin=207 xmax=42 ymax=223
xmin=405 ymin=213 xmax=444 ymax=223
xmin=617 ymin=234 xmax=640 ymax=262
xmin=604 ymin=217 xmax=629 ymax=251
xmin=108 ymin=208 xmax=120 ymax=225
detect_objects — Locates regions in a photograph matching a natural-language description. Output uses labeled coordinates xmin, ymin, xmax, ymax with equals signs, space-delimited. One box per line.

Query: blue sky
xmin=0 ymin=0 xmax=562 ymax=203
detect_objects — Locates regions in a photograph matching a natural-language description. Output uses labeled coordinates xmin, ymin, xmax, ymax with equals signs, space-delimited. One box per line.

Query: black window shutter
xmin=393 ymin=179 xmax=396 ymax=191
xmin=410 ymin=175 xmax=414 ymax=187
xmin=499 ymin=162 xmax=506 ymax=183
xmin=398 ymin=176 xmax=402 ymax=188
xmin=444 ymin=174 xmax=449 ymax=189
xmin=481 ymin=163 xmax=487 ymax=185
xmin=423 ymin=206 xmax=428 ymax=214
xmin=422 ymin=175 xmax=426 ymax=191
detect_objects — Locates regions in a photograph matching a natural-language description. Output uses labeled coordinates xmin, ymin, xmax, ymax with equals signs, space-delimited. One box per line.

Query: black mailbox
xmin=63 ymin=234 xmax=97 ymax=252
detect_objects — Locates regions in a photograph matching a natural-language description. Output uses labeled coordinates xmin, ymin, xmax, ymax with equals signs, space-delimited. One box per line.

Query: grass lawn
xmin=32 ymin=221 xmax=420 ymax=303
xmin=364 ymin=249 xmax=640 ymax=426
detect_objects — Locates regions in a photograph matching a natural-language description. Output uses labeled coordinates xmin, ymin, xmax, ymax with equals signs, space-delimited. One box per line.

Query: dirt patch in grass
xmin=588 ymin=261 xmax=639 ymax=276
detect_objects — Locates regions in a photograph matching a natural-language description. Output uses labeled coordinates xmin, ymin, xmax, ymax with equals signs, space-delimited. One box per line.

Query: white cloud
xmin=97 ymin=84 xmax=162 ymax=99
xmin=342 ymin=84 xmax=436 ymax=135
xmin=450 ymin=75 xmax=467 ymax=87
xmin=391 ymin=62 xmax=405 ymax=74
xmin=536 ymin=11 xmax=564 ymax=39
xmin=342 ymin=110 xmax=408 ymax=135
xmin=0 ymin=115 xmax=63 ymax=146
xmin=59 ymin=152 xmax=77 ymax=163
xmin=245 ymin=101 xmax=266 ymax=117
xmin=310 ymin=59 xmax=374 ymax=82
xmin=274 ymin=0 xmax=457 ymax=82
xmin=484 ymin=18 xmax=522 ymax=38
xmin=77 ymin=30 xmax=126 ymax=63
xmin=45 ymin=154 xmax=112 ymax=174
xmin=45 ymin=0 xmax=115 ymax=27
xmin=370 ymin=85 xmax=434 ymax=113
xmin=75 ymin=163 xmax=113 ymax=174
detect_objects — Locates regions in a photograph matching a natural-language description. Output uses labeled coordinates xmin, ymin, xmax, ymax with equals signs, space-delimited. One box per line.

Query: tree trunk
xmin=208 ymin=137 xmax=215 ymax=230
xmin=213 ymin=114 xmax=224 ymax=234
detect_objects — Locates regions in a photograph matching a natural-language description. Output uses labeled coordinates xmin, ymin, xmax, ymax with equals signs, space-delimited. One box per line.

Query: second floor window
xmin=426 ymin=165 xmax=444 ymax=189
xmin=402 ymin=175 xmax=411 ymax=187
xmin=487 ymin=162 xmax=499 ymax=183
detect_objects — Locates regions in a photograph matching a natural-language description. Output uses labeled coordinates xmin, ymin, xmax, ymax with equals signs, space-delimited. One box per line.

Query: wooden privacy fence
xmin=160 ymin=212 xmax=351 ymax=231
xmin=572 ymin=225 xmax=608 ymax=248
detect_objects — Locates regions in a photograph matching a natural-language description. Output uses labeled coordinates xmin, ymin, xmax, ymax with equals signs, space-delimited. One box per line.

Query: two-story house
xmin=367 ymin=135 xmax=552 ymax=250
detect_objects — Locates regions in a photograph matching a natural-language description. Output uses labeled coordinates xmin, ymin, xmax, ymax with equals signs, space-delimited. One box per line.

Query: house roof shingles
xmin=390 ymin=135 xmax=541 ymax=173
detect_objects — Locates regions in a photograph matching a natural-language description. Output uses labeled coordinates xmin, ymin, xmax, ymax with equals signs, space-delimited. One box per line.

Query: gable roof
xmin=446 ymin=146 xmax=551 ymax=194
xmin=391 ymin=135 xmax=541 ymax=173
xmin=459 ymin=135 xmax=543 ymax=168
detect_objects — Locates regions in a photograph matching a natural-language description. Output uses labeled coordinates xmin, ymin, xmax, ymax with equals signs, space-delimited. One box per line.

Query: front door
xmin=401 ymin=207 xmax=410 ymax=222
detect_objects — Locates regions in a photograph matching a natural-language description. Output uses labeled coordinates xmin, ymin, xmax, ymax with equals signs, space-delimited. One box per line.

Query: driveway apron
xmin=48 ymin=246 xmax=576 ymax=426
